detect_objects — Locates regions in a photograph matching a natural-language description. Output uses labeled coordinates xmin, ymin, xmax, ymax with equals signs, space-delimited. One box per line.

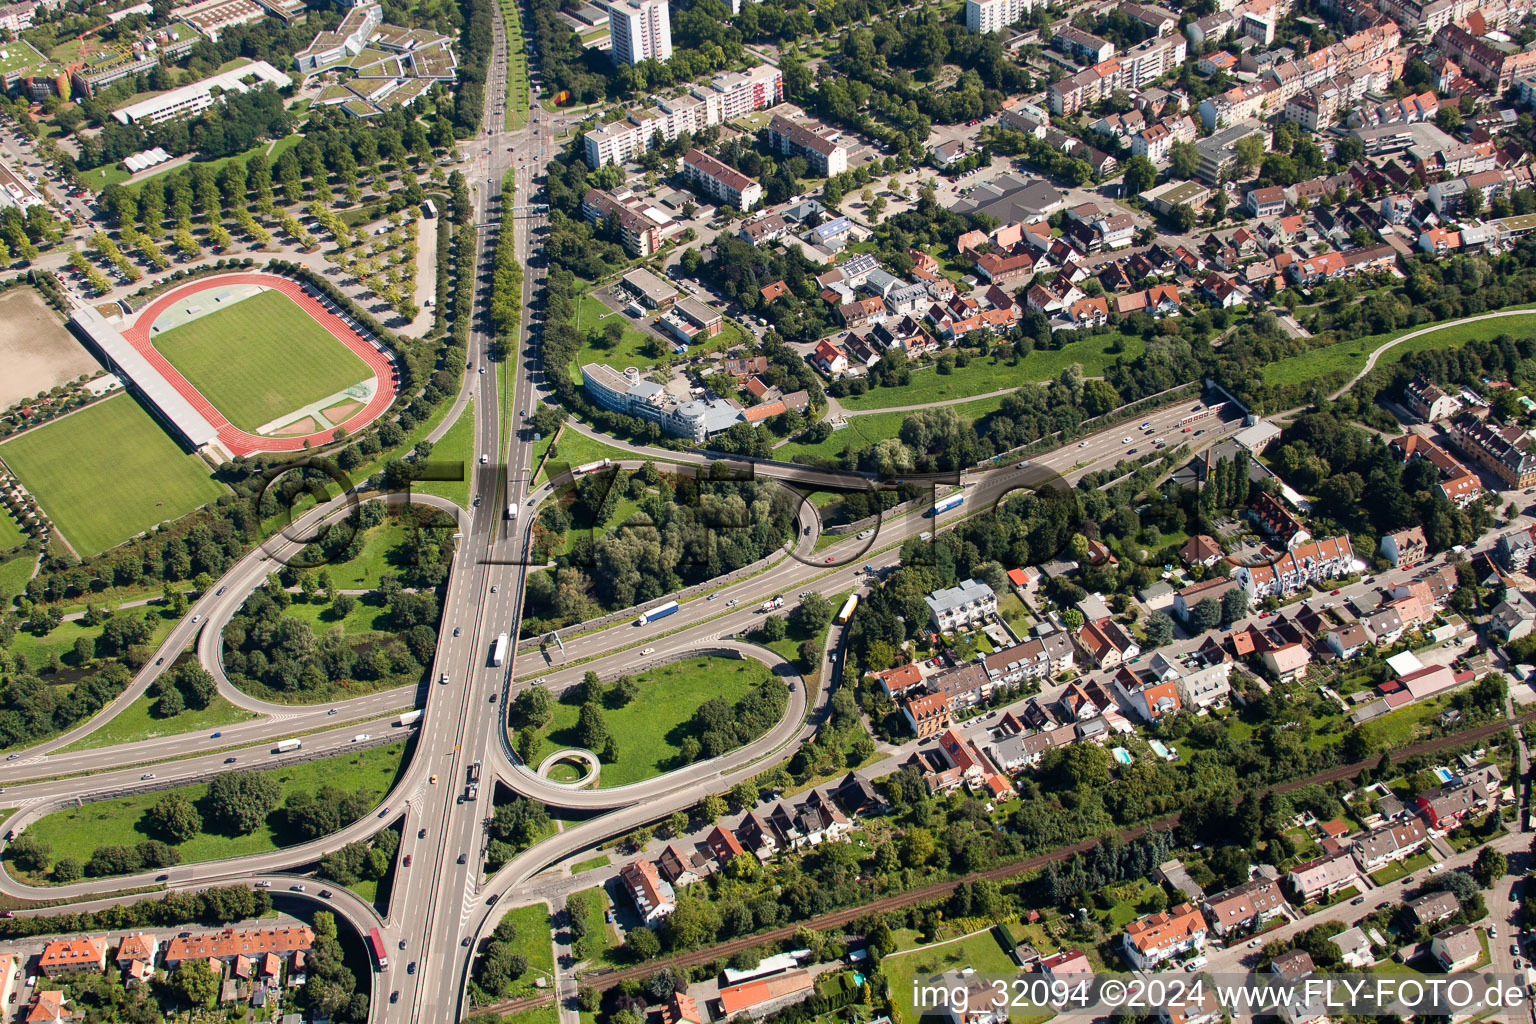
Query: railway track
xmin=473 ymin=706 xmax=1531 ymax=1017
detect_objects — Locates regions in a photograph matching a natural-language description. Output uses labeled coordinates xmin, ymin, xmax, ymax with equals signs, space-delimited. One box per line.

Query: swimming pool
xmin=1148 ymin=739 xmax=1172 ymax=759
xmin=1112 ymin=747 xmax=1133 ymax=764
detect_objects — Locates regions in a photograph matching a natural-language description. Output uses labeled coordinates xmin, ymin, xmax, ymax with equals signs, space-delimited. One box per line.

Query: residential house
xmin=1174 ymin=576 xmax=1241 ymax=621
xmin=904 ymin=692 xmax=952 ymax=739
xmin=1380 ymin=526 xmax=1428 ymax=568
xmin=1490 ymin=592 xmax=1536 ymax=643
xmin=1261 ymin=642 xmax=1312 ymax=683
xmin=926 ymin=579 xmax=997 ymax=632
xmin=1497 ymin=528 xmax=1536 ymax=572
xmin=706 ymin=825 xmax=747 ymax=867
xmin=1405 ymin=891 xmax=1460 ymax=929
xmin=162 ymin=927 xmax=315 ymax=969
xmin=620 ymin=859 xmax=677 ymax=926
xmin=24 ymin=991 xmax=78 ymax=1024
xmin=1326 ymin=623 xmax=1372 ymax=660
xmin=1417 ymin=775 xmax=1500 ymax=830
xmin=1178 ymin=535 xmax=1225 ymax=567
xmin=1450 ymin=413 xmax=1536 ymax=489
xmin=1037 ymin=949 xmax=1093 ymax=981
xmin=1430 ymin=926 xmax=1480 ymax=972
xmin=874 ymin=663 xmax=924 ymax=698
xmin=1199 ymin=877 xmax=1289 ymax=936
xmin=1351 ymin=819 xmax=1427 ymax=872
xmin=38 ymin=938 xmax=107 ymax=978
xmin=809 ymin=340 xmax=848 ymax=376
xmin=1231 ymin=536 xmax=1357 ymax=599
xmin=1077 ymin=617 xmax=1141 ymax=669
xmin=1247 ymin=185 xmax=1287 ymax=216
xmin=1285 ymin=852 xmax=1359 ymax=904
xmin=1121 ymin=903 xmax=1208 ymax=970
xmin=1403 ymin=378 xmax=1461 ymax=422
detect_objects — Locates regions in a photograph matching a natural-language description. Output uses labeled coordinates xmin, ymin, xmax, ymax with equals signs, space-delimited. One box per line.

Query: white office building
xmin=112 ymin=59 xmax=290 ymax=125
xmin=609 ymin=0 xmax=672 ymax=65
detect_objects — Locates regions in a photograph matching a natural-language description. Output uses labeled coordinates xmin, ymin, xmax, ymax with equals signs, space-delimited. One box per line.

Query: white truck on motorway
xmin=506 ymin=504 xmax=517 ymax=520
xmin=275 ymin=739 xmax=301 ymax=753
xmin=398 ymin=710 xmax=422 ymax=726
xmin=492 ymin=632 xmax=509 ymax=667
xmin=760 ymin=596 xmax=784 ymax=612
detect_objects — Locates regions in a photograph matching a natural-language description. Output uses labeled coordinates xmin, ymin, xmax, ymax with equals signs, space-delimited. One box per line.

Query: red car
xmin=1331 ymin=589 xmax=1341 ymax=595
xmin=403 ymin=855 xmax=412 ymax=867
xmin=825 ymin=555 xmax=836 ymax=562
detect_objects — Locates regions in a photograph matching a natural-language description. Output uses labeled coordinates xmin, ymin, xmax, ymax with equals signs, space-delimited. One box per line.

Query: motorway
xmin=0 ymin=11 xmax=1253 ymax=1019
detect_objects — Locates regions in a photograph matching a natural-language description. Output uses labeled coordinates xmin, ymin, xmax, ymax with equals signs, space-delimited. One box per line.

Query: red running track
xmin=122 ymin=273 xmax=399 ymax=458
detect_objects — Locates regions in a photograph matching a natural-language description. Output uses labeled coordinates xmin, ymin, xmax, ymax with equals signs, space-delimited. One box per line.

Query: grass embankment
xmin=778 ymin=395 xmax=1009 ymax=462
xmin=13 ymin=742 xmax=409 ymax=882
xmin=837 ymin=332 xmax=1147 ymax=412
xmin=1262 ymin=311 xmax=1536 ymax=388
xmin=59 ymin=694 xmax=257 ymax=752
xmin=527 ymin=656 xmax=776 ymax=788
xmin=415 ymin=400 xmax=474 ymax=506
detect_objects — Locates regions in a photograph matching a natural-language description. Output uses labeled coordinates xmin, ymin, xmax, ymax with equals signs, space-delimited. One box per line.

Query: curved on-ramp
xmin=490 ymin=641 xmax=809 ymax=810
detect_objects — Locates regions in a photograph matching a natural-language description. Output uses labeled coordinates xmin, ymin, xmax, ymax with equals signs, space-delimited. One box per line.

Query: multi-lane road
xmin=0 ymin=11 xmax=1260 ymax=1020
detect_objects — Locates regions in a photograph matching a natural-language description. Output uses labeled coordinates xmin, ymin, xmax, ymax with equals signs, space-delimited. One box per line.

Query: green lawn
xmin=59 ymin=694 xmax=257 ymax=752
xmin=536 ymin=429 xmax=635 ymax=485
xmin=280 ymin=592 xmax=398 ymax=638
xmin=1263 ymin=311 xmax=1536 ymax=388
xmin=1369 ymin=850 xmax=1433 ymax=886
xmin=571 ymin=855 xmax=609 ymax=874
xmin=150 ymin=289 xmax=371 ymax=432
xmin=569 ymin=293 xmax=659 ymax=382
xmin=494 ymin=903 xmax=558 ymax=997
xmin=0 ymin=507 xmax=26 ymax=551
xmin=81 ymin=134 xmax=304 ymax=196
xmin=15 ymin=742 xmax=408 ymax=881
xmin=0 ymin=554 xmax=34 ymax=608
xmin=838 ymin=333 xmax=1147 ymax=411
xmin=8 ymin=603 xmax=178 ymax=669
xmin=779 ymin=395 xmax=1009 ymax=462
xmin=570 ymin=884 xmax=618 ymax=962
xmin=882 ymin=928 xmax=1021 ymax=1022
xmin=415 ymin=400 xmax=473 ymax=506
xmin=530 ymin=656 xmax=777 ymax=788
xmin=0 ymin=394 xmax=226 ymax=557
xmin=490 ymin=1009 xmax=560 ymax=1024
xmin=308 ymin=517 xmax=418 ymax=591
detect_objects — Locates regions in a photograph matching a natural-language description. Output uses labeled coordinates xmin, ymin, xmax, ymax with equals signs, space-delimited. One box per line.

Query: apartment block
xmin=682 ymin=149 xmax=763 ymax=209
xmin=610 ymin=0 xmax=672 ymax=65
xmin=766 ymin=115 xmax=849 ymax=176
xmin=964 ymin=0 xmax=1034 ymax=33
xmin=582 ymin=65 xmax=781 ymax=166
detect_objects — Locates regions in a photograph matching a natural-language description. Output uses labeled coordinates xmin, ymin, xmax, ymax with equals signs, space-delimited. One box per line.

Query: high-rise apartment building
xmin=609 ymin=0 xmax=672 ymax=65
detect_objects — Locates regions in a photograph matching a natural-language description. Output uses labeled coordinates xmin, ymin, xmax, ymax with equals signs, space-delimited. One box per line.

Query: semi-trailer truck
xmin=491 ymin=632 xmax=509 ymax=666
xmin=634 ymin=600 xmax=679 ymax=626
xmin=930 ymin=493 xmax=964 ymax=517
xmin=368 ymin=928 xmax=389 ymax=970
xmin=838 ymin=594 xmax=859 ymax=624
xmin=573 ymin=458 xmax=612 ymax=476
xmin=398 ymin=710 xmax=422 ymax=726
xmin=275 ymin=738 xmax=301 ymax=753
